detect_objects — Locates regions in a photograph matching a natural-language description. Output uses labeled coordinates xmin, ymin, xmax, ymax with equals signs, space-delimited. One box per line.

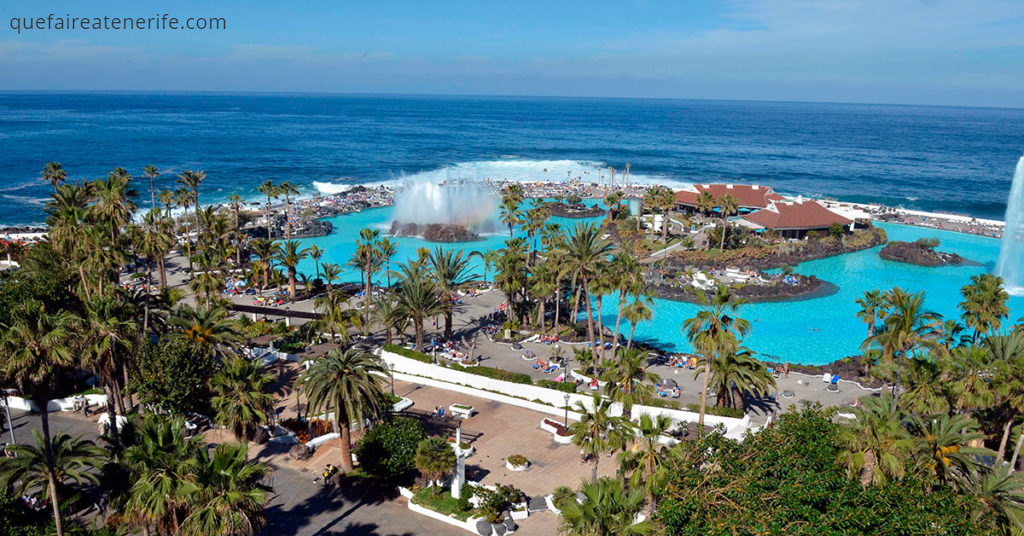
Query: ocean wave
xmin=391 ymin=158 xmax=681 ymax=188
xmin=1 ymin=194 xmax=49 ymax=207
xmin=313 ymin=181 xmax=355 ymax=195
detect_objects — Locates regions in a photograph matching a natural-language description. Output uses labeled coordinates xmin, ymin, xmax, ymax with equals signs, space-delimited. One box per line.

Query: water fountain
xmin=389 ymin=180 xmax=500 ymax=242
xmin=997 ymin=155 xmax=1024 ymax=295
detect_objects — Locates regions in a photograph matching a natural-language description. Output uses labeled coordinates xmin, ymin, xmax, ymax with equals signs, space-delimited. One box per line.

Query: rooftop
xmin=675 ymin=183 xmax=784 ymax=209
xmin=742 ymin=199 xmax=853 ymax=231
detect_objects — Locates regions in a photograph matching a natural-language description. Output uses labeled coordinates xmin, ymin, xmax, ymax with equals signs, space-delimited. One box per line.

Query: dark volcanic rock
xmin=389 ymin=221 xmax=480 ymax=242
xmin=879 ymin=241 xmax=978 ymax=267
xmin=650 ymin=274 xmax=837 ymax=304
xmin=548 ymin=202 xmax=605 ymax=218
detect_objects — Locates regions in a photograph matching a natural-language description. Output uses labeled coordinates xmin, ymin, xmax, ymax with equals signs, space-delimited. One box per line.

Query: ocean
xmin=1 ymin=92 xmax=1023 ymax=226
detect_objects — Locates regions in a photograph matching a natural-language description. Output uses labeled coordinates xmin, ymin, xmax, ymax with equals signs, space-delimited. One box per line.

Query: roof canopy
xmin=741 ymin=200 xmax=853 ymax=231
xmin=675 ymin=183 xmax=783 ymax=209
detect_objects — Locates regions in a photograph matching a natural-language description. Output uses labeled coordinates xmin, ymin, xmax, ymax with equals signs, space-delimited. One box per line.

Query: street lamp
xmin=2 ymin=390 xmax=15 ymax=444
xmin=563 ymin=393 xmax=571 ymax=429
xmin=389 ymin=362 xmax=395 ymax=396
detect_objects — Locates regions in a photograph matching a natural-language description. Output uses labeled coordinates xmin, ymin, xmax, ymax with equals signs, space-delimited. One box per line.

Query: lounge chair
xmin=822 ymin=373 xmax=832 ymax=383
xmin=827 ymin=375 xmax=840 ymax=392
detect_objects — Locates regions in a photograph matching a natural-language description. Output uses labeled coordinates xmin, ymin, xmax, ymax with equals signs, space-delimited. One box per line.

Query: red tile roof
xmin=674 ymin=183 xmax=783 ymax=209
xmin=741 ymin=200 xmax=853 ymax=231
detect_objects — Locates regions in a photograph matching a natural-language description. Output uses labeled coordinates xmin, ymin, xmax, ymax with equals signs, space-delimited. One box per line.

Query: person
xmin=783 ymin=361 xmax=789 ymax=378
xmin=323 ymin=464 xmax=336 ymax=479
xmin=438 ymin=406 xmax=445 ymax=418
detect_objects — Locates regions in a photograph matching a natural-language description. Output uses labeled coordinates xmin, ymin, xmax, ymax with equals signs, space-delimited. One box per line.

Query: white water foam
xmin=997 ymin=155 xmax=1024 ymax=296
xmin=389 ymin=158 xmax=675 ymax=187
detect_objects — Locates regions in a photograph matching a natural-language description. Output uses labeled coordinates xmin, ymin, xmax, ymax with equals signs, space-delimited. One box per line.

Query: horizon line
xmin=1 ymin=89 xmax=1022 ymax=112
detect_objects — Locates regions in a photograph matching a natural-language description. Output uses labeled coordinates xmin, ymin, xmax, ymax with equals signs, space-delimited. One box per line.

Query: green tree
xmin=354 ymin=417 xmax=426 ymax=482
xmin=617 ymin=413 xmax=674 ymax=515
xmin=257 ymin=180 xmax=277 ymax=240
xmin=134 ymin=337 xmax=216 ymax=416
xmin=211 ymin=357 xmax=276 ymax=442
xmin=837 ymin=393 xmax=914 ymax=486
xmin=41 ymin=161 xmax=68 ymax=190
xmin=602 ymin=347 xmax=660 ymax=413
xmin=414 ymin=437 xmax=456 ymax=495
xmin=564 ymin=223 xmax=614 ymax=359
xmin=394 ymin=260 xmax=444 ymax=352
xmin=428 ymin=247 xmax=474 ymax=339
xmin=180 ymin=443 xmax=270 ymax=536
xmin=960 ymin=274 xmax=1010 ymax=344
xmin=277 ymin=240 xmax=310 ymax=298
xmin=863 ymin=288 xmax=942 ymax=408
xmin=569 ymin=394 xmax=634 ymax=481
xmin=700 ymin=347 xmax=775 ymax=409
xmin=299 ymin=348 xmax=389 ymax=471
xmin=716 ymin=194 xmax=738 ymax=251
xmin=908 ymin=412 xmax=992 ymax=485
xmin=0 ymin=431 xmax=105 ymax=506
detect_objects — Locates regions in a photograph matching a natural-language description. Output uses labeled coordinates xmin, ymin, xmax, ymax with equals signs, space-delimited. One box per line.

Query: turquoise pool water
xmin=298 ymin=206 xmax=1022 ymax=366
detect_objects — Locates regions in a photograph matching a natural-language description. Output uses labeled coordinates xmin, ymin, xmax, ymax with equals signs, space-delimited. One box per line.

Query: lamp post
xmin=563 ymin=393 xmax=570 ymax=429
xmin=389 ymin=362 xmax=395 ymax=396
xmin=2 ymin=390 xmax=14 ymax=444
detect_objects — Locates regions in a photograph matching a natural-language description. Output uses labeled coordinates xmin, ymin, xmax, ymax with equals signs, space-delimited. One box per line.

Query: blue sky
xmin=3 ymin=0 xmax=1024 ymax=107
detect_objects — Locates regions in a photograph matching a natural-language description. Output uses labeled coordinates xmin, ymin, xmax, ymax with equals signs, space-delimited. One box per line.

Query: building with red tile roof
xmin=675 ymin=183 xmax=784 ymax=213
xmin=740 ymin=199 xmax=853 ymax=238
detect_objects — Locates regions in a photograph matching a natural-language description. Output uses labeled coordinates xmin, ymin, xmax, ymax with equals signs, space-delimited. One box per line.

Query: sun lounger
xmin=822 ymin=373 xmax=832 ymax=383
xmin=827 ymin=375 xmax=840 ymax=392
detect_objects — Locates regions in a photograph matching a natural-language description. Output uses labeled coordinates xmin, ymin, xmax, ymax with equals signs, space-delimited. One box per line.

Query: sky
xmin=2 ymin=0 xmax=1024 ymax=107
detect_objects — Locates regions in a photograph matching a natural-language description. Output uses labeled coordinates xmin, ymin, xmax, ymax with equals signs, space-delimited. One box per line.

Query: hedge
xmin=537 ymin=379 xmax=576 ymax=393
xmin=448 ymin=363 xmax=534 ymax=385
xmin=382 ymin=343 xmax=432 ymax=364
xmin=684 ymin=403 xmax=745 ymax=419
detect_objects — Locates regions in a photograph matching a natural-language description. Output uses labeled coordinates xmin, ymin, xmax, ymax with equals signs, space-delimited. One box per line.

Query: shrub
xmin=355 ymin=417 xmax=426 ymax=482
xmin=457 ymin=483 xmax=474 ymax=512
xmin=477 ymin=484 xmax=523 ymax=522
xmin=537 ymin=379 xmax=576 ymax=393
xmin=507 ymin=454 xmax=529 ymax=467
xmin=915 ymin=237 xmax=941 ymax=249
xmin=383 ymin=343 xmax=432 ymax=363
xmin=288 ymin=443 xmax=312 ymax=460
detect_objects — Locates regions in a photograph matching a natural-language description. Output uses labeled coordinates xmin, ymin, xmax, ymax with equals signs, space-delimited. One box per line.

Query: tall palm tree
xmin=564 ymin=223 xmax=614 ymax=359
xmin=716 ymin=194 xmax=739 ymax=251
xmin=0 ymin=430 xmax=105 ymax=505
xmin=623 ymin=296 xmax=653 ymax=350
xmin=41 ymin=161 xmax=68 ymax=190
xmin=499 ymin=197 xmax=524 ymax=239
xmin=569 ymin=394 xmax=634 ymax=481
xmin=307 ymin=245 xmax=324 ymax=281
xmin=682 ymin=284 xmax=750 ymax=426
xmin=177 ymin=170 xmax=206 ymax=241
xmin=695 ymin=191 xmax=716 ymax=250
xmin=258 ymin=180 xmax=277 ymax=240
xmin=277 ymin=181 xmax=300 ymax=239
xmin=95 ymin=168 xmax=138 ymax=242
xmin=227 ymin=193 xmax=246 ymax=266
xmin=617 ymin=413 xmax=674 ymax=515
xmin=837 ymin=392 xmax=913 ymax=486
xmin=609 ymin=252 xmax=643 ymax=357
xmin=428 ymin=247 xmax=474 ymax=339
xmin=376 ymin=237 xmax=398 ymax=288
xmin=80 ymin=295 xmax=139 ymax=438
xmin=211 ymin=357 xmax=276 ymax=441
xmin=702 ymin=347 xmax=775 ymax=410
xmin=559 ymin=477 xmax=652 ymax=536
xmin=0 ymin=302 xmax=77 ymax=536
xmin=960 ymin=273 xmax=1010 ymax=344
xmin=321 ymin=262 xmax=342 ymax=297
xmin=144 ymin=165 xmax=161 ymax=209
xmin=277 ymin=240 xmax=310 ymax=298
xmin=158 ymin=189 xmax=176 ymax=221
xmin=863 ymin=288 xmax=942 ymax=407
xmin=181 ymin=443 xmax=270 ymax=536
xmin=529 ymin=261 xmax=558 ymax=332
xmin=248 ymin=238 xmax=279 ymax=291
xmin=315 ymin=292 xmax=363 ymax=345
xmin=394 ymin=260 xmax=444 ymax=352
xmin=299 ymin=348 xmax=389 ymax=471
xmin=355 ymin=228 xmax=381 ymax=332
xmin=855 ymin=289 xmax=886 ymax=339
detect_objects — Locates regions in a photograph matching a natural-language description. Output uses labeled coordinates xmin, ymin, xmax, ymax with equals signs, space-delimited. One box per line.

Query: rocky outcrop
xmin=547 ymin=202 xmax=605 ymax=219
xmin=879 ymin=241 xmax=977 ymax=267
xmin=389 ymin=221 xmax=480 ymax=242
xmin=650 ymin=274 xmax=837 ymax=303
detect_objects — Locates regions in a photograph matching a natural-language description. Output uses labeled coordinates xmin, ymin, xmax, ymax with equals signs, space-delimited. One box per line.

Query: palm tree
xmin=321 ymin=262 xmax=342 ymax=297
xmin=428 ymin=247 xmax=474 ymax=339
xmin=558 ymin=477 xmax=652 ymax=536
xmin=602 ymin=348 xmax=660 ymax=413
xmin=414 ymin=437 xmax=456 ymax=495
xmin=394 ymin=261 xmax=444 ymax=352
xmin=123 ymin=414 xmax=203 ymax=536
xmin=167 ymin=304 xmax=243 ymax=361
xmin=603 ymin=191 xmax=625 ymax=221
xmin=355 ymin=228 xmax=381 ymax=332
xmin=863 ymin=288 xmax=942 ymax=407
xmin=315 ymin=291 xmax=363 ymax=345
xmin=609 ymin=252 xmax=643 ymax=356
xmin=137 ymin=209 xmax=175 ymax=290
xmin=277 ymin=181 xmax=300 ymax=239
xmin=623 ymin=296 xmax=653 ymax=350
xmin=695 ymin=191 xmax=716 ymax=250
xmin=143 ymin=165 xmax=161 ymax=209
xmin=529 ymin=261 xmax=558 ymax=332
xmin=0 ymin=302 xmax=77 ymax=536
xmin=174 ymin=186 xmax=195 ymax=275
xmin=907 ymin=413 xmax=992 ymax=485
xmin=181 ymin=443 xmax=270 ymax=536
xmin=716 ymin=194 xmax=738 ymax=251
xmin=41 ymin=161 xmax=68 ymax=190
xmin=837 ymin=392 xmax=913 ymax=486
xmin=177 ymin=170 xmax=206 ymax=240
xmin=258 ymin=180 xmax=277 ymax=239
xmin=372 ymin=295 xmax=409 ymax=346
xmin=376 ymin=237 xmax=398 ymax=288
xmin=227 ymin=193 xmax=245 ymax=266
xmin=701 ymin=347 xmax=775 ymax=410
xmin=499 ymin=197 xmax=524 ymax=239
xmin=963 ymin=463 xmax=1024 ymax=533
xmin=80 ymin=295 xmax=138 ymax=438
xmin=211 ymin=357 xmax=276 ymax=441
xmin=298 ymin=348 xmax=389 ymax=471
xmin=856 ymin=289 xmax=886 ymax=339
xmin=899 ymin=357 xmax=952 ymax=415
xmin=248 ymin=238 xmax=279 ymax=291
xmin=564 ymin=223 xmax=614 ymax=358
xmin=569 ymin=394 xmax=634 ymax=480
xmin=960 ymin=273 xmax=1010 ymax=344
xmin=0 ymin=430 xmax=105 ymax=505
xmin=617 ymin=413 xmax=674 ymax=516
xmin=277 ymin=240 xmax=310 ymax=298
xmin=682 ymin=284 xmax=749 ymax=426
xmin=158 ymin=189 xmax=176 ymax=221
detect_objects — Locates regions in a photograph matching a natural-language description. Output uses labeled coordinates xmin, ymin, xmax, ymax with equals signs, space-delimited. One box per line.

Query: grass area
xmin=411 ymin=486 xmax=476 ymax=521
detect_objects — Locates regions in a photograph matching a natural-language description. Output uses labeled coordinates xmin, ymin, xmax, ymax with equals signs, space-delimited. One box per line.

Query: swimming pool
xmin=298 ymin=206 xmax=1021 ymax=366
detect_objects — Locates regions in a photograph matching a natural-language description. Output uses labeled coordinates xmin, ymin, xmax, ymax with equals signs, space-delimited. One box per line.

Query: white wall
xmin=380 ymin=350 xmax=751 ymax=439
